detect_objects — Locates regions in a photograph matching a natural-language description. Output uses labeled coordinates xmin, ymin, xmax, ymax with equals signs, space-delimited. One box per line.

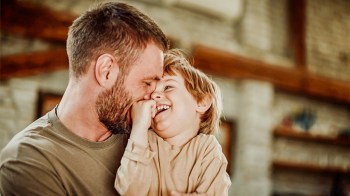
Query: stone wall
xmin=0 ymin=71 xmax=69 ymax=150
xmin=1 ymin=0 xmax=350 ymax=195
xmin=307 ymin=0 xmax=350 ymax=81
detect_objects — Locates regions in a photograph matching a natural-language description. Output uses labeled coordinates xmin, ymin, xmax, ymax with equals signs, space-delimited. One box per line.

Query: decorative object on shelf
xmin=338 ymin=127 xmax=350 ymax=138
xmin=281 ymin=116 xmax=293 ymax=127
xmin=281 ymin=108 xmax=317 ymax=132
xmin=292 ymin=108 xmax=316 ymax=132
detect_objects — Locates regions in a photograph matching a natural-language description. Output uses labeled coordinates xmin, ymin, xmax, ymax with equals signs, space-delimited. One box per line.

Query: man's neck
xmin=57 ymin=81 xmax=112 ymax=142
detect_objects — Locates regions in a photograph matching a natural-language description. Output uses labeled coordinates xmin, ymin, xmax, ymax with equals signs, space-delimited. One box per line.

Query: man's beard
xmin=96 ymin=76 xmax=133 ymax=134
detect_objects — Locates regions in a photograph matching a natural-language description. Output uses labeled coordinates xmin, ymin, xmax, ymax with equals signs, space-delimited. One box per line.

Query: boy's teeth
xmin=157 ymin=105 xmax=169 ymax=111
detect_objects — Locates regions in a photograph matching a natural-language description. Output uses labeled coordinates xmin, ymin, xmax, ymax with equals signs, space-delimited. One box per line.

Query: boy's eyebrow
xmin=162 ymin=76 xmax=180 ymax=83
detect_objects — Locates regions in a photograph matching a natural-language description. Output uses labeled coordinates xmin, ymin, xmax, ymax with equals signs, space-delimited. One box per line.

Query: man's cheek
xmin=126 ymin=109 xmax=132 ymax=127
xmin=124 ymin=99 xmax=136 ymax=127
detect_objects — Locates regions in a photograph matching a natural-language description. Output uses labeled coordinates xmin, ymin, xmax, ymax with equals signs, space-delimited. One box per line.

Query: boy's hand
xmin=170 ymin=191 xmax=208 ymax=196
xmin=130 ymin=99 xmax=156 ymax=147
xmin=131 ymin=99 xmax=156 ymax=130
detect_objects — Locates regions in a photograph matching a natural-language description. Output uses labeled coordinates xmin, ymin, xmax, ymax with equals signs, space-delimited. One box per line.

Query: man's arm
xmin=0 ymin=158 xmax=66 ymax=195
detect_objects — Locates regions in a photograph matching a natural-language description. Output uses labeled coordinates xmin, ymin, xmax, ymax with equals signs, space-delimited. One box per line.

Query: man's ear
xmin=95 ymin=54 xmax=119 ymax=88
xmin=196 ymin=95 xmax=212 ymax=114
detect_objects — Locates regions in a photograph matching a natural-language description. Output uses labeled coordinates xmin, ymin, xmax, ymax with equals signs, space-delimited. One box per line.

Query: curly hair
xmin=163 ymin=49 xmax=223 ymax=135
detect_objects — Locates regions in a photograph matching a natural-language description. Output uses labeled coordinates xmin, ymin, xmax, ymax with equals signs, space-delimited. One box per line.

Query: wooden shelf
xmin=273 ymin=159 xmax=350 ymax=175
xmin=192 ymin=45 xmax=350 ymax=105
xmin=274 ymin=126 xmax=350 ymax=146
xmin=273 ymin=126 xmax=350 ymax=175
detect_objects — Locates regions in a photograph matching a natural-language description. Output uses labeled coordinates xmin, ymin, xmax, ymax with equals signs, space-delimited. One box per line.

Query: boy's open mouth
xmin=156 ymin=105 xmax=170 ymax=116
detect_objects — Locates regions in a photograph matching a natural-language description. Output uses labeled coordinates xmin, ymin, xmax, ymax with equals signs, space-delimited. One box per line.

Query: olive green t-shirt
xmin=0 ymin=108 xmax=128 ymax=196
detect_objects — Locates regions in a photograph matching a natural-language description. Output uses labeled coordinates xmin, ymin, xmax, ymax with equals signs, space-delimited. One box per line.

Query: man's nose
xmin=144 ymin=83 xmax=157 ymax=100
xmin=151 ymin=91 xmax=162 ymax=100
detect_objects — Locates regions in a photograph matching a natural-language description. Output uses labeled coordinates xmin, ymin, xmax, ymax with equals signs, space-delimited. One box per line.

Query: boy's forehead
xmin=161 ymin=73 xmax=181 ymax=81
xmin=163 ymin=68 xmax=182 ymax=79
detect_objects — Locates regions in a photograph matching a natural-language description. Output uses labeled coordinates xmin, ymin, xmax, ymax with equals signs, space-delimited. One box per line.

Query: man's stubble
xmin=96 ymin=75 xmax=133 ymax=134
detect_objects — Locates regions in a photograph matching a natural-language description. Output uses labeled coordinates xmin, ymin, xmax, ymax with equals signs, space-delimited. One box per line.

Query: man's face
xmin=96 ymin=43 xmax=164 ymax=134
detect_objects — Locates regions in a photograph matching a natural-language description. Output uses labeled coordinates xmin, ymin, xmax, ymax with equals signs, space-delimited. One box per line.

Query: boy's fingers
xmin=151 ymin=104 xmax=157 ymax=118
xmin=171 ymin=191 xmax=208 ymax=196
xmin=170 ymin=191 xmax=180 ymax=196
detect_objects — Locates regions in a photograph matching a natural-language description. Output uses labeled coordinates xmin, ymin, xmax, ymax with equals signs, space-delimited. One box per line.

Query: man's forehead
xmin=129 ymin=60 xmax=163 ymax=80
xmin=143 ymin=62 xmax=164 ymax=80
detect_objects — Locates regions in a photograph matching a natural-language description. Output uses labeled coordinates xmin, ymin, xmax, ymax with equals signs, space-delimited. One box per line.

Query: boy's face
xmin=150 ymin=72 xmax=202 ymax=141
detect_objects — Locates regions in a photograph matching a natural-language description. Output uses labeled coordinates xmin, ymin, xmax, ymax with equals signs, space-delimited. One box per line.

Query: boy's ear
xmin=95 ymin=54 xmax=119 ymax=88
xmin=196 ymin=95 xmax=212 ymax=114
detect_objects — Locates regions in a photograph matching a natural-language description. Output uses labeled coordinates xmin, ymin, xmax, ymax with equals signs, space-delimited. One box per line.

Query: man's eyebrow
xmin=144 ymin=75 xmax=161 ymax=81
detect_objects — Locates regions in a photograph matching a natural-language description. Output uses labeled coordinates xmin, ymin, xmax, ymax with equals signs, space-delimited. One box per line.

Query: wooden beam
xmin=275 ymin=126 xmax=350 ymax=146
xmin=0 ymin=0 xmax=75 ymax=42
xmin=273 ymin=159 xmax=350 ymax=174
xmin=0 ymin=49 xmax=68 ymax=80
xmin=288 ymin=0 xmax=306 ymax=68
xmin=192 ymin=45 xmax=350 ymax=104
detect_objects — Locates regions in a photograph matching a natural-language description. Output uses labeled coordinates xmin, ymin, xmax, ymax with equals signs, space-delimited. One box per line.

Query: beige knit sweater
xmin=115 ymin=131 xmax=231 ymax=196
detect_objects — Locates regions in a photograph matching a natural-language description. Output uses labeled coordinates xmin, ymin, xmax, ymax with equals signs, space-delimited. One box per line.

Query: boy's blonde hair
xmin=163 ymin=49 xmax=223 ymax=135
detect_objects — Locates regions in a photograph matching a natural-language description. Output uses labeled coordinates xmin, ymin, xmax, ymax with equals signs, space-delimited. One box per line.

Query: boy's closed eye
xmin=164 ymin=85 xmax=173 ymax=91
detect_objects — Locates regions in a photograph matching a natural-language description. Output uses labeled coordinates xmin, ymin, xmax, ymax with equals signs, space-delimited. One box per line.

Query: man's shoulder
xmin=0 ymin=115 xmax=54 ymax=161
xmin=12 ymin=114 xmax=53 ymax=142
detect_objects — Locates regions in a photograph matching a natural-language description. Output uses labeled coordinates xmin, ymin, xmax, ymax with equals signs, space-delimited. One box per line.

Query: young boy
xmin=115 ymin=49 xmax=231 ymax=196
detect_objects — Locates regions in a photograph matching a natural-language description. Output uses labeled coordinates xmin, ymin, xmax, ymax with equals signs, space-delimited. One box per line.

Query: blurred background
xmin=1 ymin=0 xmax=350 ymax=195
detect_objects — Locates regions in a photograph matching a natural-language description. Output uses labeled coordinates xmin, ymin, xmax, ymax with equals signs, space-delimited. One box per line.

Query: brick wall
xmin=1 ymin=0 xmax=349 ymax=195
xmin=307 ymin=0 xmax=350 ymax=81
xmin=0 ymin=71 xmax=69 ymax=149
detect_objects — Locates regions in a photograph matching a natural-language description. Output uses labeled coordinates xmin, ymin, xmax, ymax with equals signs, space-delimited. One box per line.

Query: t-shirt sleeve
xmin=0 ymin=144 xmax=66 ymax=195
xmin=195 ymin=137 xmax=232 ymax=196
xmin=114 ymin=139 xmax=156 ymax=195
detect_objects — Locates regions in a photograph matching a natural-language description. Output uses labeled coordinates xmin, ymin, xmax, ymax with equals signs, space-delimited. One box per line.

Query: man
xmin=0 ymin=2 xmax=168 ymax=195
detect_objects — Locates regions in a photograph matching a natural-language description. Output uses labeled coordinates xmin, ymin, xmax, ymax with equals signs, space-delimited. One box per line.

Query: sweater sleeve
xmin=114 ymin=139 xmax=156 ymax=196
xmin=195 ymin=138 xmax=231 ymax=196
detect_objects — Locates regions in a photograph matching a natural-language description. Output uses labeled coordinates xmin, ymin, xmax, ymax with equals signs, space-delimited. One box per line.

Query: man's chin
xmin=108 ymin=123 xmax=131 ymax=134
